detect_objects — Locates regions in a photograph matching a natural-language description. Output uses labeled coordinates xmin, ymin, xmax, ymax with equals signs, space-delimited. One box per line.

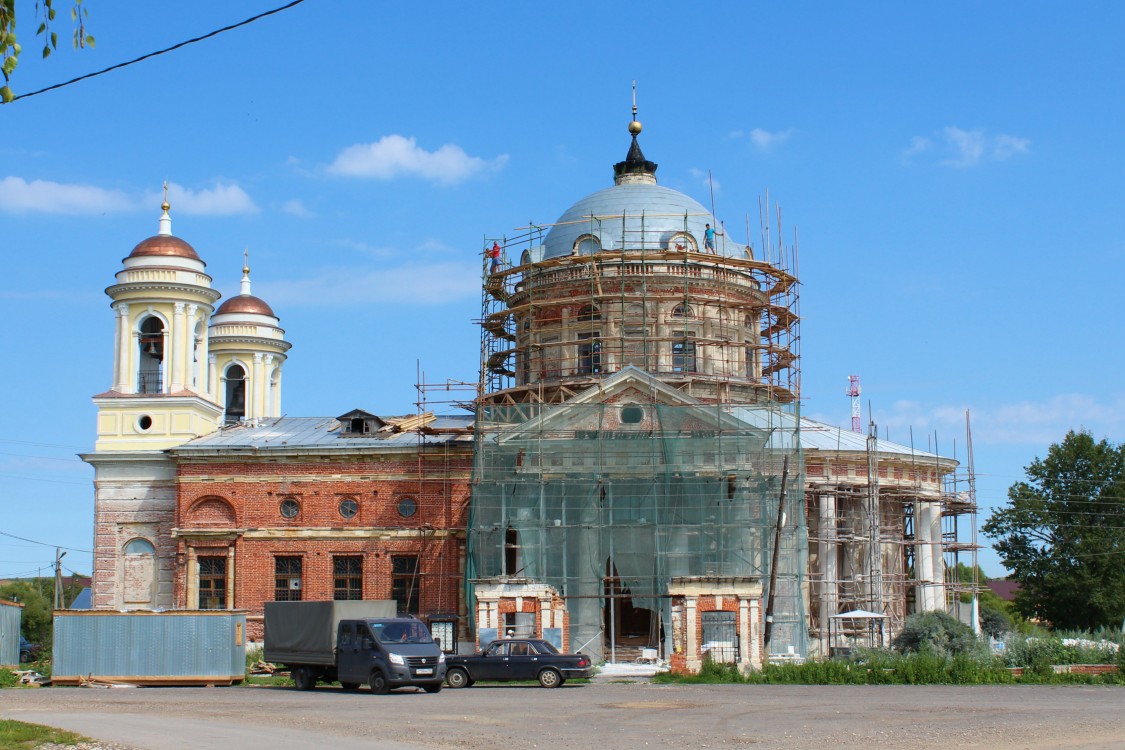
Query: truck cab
xmin=335 ymin=617 xmax=446 ymax=694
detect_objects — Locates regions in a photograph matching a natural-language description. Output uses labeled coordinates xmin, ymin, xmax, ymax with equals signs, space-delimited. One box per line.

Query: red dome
xmin=128 ymin=235 xmax=201 ymax=261
xmin=215 ymin=294 xmax=276 ymax=317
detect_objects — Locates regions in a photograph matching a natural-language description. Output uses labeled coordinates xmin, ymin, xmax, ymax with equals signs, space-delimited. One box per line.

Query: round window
xmin=137 ymin=415 xmax=153 ymax=431
xmin=621 ymin=405 xmax=644 ymax=424
xmin=280 ymin=498 xmax=300 ymax=519
xmin=338 ymin=498 xmax=359 ymax=519
xmin=397 ymin=497 xmax=417 ymax=518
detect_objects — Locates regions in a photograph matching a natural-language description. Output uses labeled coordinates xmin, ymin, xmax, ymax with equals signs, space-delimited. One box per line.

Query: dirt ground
xmin=3 ymin=682 xmax=1125 ymax=750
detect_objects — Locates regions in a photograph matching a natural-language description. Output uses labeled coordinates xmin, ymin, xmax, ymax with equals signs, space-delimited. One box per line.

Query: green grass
xmin=0 ymin=719 xmax=89 ymax=749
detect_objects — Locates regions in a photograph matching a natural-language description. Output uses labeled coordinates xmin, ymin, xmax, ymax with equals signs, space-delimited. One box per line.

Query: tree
xmin=0 ymin=0 xmax=93 ymax=102
xmin=983 ymin=430 xmax=1125 ymax=631
xmin=0 ymin=579 xmax=52 ymax=647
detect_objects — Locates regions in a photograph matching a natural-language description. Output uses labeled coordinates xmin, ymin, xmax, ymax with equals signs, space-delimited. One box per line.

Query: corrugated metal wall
xmin=0 ymin=601 xmax=21 ymax=666
xmin=53 ymin=611 xmax=246 ymax=684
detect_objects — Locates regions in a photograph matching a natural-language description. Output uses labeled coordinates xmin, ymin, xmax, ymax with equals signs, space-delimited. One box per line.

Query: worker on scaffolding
xmin=704 ymin=223 xmax=722 ymax=253
xmin=487 ymin=241 xmax=502 ymax=274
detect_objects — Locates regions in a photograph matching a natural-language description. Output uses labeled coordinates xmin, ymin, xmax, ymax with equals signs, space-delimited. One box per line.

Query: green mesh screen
xmin=467 ymin=400 xmax=806 ymax=662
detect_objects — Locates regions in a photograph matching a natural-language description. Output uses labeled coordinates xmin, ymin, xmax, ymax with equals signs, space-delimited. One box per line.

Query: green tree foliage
xmin=892 ymin=611 xmax=980 ymax=657
xmin=0 ymin=0 xmax=93 ymax=102
xmin=983 ymin=430 xmax=1125 ymax=631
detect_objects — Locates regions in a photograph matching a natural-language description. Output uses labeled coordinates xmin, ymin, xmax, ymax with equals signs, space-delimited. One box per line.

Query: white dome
xmin=542 ymin=182 xmax=728 ymax=260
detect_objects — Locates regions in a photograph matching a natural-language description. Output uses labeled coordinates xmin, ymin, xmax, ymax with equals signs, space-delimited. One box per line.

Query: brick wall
xmin=173 ymin=445 xmax=472 ymax=641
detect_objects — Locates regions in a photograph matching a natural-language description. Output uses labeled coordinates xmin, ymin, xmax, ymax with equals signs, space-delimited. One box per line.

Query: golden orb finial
xmin=628 ymin=81 xmax=642 ymax=135
xmin=161 ymin=181 xmax=170 ymax=212
xmin=629 ymin=120 xmax=642 ymax=135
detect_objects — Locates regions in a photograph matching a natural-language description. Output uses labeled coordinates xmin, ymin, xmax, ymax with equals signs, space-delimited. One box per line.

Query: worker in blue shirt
xmin=704 ymin=223 xmax=722 ymax=252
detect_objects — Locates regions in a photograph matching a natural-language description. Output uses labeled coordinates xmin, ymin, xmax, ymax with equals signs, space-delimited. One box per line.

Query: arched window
xmin=671 ymin=304 xmax=695 ymax=319
xmin=577 ymin=304 xmax=600 ymax=322
xmin=224 ymin=364 xmax=247 ymax=425
xmin=124 ymin=538 xmax=155 ymax=555
xmin=137 ymin=317 xmax=165 ymax=394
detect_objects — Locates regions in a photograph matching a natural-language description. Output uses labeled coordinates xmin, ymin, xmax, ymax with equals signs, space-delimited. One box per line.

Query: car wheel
xmin=423 ymin=684 xmax=442 ymax=693
xmin=538 ymin=668 xmax=562 ymax=688
xmin=369 ymin=669 xmax=389 ymax=695
xmin=292 ymin=666 xmax=316 ymax=691
xmin=20 ymin=650 xmax=31 ymax=663
xmin=340 ymin=682 xmax=360 ymax=691
xmin=446 ymin=667 xmax=471 ymax=689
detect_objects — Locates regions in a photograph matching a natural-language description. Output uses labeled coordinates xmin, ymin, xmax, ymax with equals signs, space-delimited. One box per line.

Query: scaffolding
xmin=478 ymin=209 xmax=800 ymax=408
xmin=470 ymin=200 xmax=806 ymax=663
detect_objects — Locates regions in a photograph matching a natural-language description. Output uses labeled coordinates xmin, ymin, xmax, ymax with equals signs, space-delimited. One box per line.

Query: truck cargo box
xmin=264 ymin=600 xmax=396 ymax=666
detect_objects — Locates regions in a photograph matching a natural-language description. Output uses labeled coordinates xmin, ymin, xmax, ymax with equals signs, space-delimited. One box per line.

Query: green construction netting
xmin=466 ymin=400 xmax=807 ymax=662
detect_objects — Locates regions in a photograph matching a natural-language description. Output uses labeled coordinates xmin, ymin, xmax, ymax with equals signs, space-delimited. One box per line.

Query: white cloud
xmin=281 ymin=199 xmax=312 ymax=218
xmin=942 ymin=126 xmax=987 ymax=167
xmin=151 ymin=182 xmax=258 ymax=215
xmin=688 ymin=168 xmax=720 ymax=195
xmin=875 ymin=394 xmax=1125 ymax=448
xmin=0 ymin=176 xmax=133 ymax=214
xmin=992 ymin=134 xmax=1031 ymax=160
xmin=0 ymin=177 xmax=258 ymax=216
xmin=264 ymin=261 xmax=481 ymax=307
xmin=327 ymin=135 xmax=508 ymax=185
xmin=904 ymin=127 xmax=1031 ymax=168
xmin=748 ymin=128 xmax=794 ymax=151
xmin=900 ymin=136 xmax=932 ymax=162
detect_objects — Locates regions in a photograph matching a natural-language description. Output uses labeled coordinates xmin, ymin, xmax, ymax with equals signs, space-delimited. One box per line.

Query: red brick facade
xmin=171 ymin=446 xmax=472 ymax=640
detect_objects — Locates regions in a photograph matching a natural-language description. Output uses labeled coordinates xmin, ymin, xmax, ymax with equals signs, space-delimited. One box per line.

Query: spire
xmin=158 ymin=181 xmax=172 ymax=236
xmin=240 ymin=248 xmax=252 ymax=296
xmin=613 ymin=82 xmax=658 ymax=185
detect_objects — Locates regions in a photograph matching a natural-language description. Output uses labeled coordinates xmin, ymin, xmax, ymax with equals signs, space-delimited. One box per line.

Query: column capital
xmin=117 ymin=302 xmax=130 ymax=316
xmin=174 ymin=302 xmax=186 ymax=314
xmin=264 ymin=353 xmax=275 ymax=365
xmin=186 ymin=303 xmax=198 ymax=317
xmin=253 ymin=352 xmax=264 ymax=363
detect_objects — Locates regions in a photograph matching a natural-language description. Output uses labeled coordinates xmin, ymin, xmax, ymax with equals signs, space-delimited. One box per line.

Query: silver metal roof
xmin=728 ymin=407 xmax=943 ymax=460
xmin=542 ymin=183 xmax=741 ymax=260
xmin=174 ymin=415 xmax=474 ymax=454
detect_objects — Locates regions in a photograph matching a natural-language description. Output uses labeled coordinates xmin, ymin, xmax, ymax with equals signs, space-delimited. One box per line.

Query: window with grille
xmin=391 ymin=555 xmax=419 ymax=614
xmin=577 ymin=333 xmax=601 ymax=375
xmin=275 ymin=556 xmax=302 ymax=601
xmin=198 ymin=556 xmax=227 ymax=609
xmin=333 ymin=555 xmax=363 ymax=600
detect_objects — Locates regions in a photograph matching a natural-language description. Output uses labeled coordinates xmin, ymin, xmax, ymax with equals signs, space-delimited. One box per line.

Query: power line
xmin=8 ymin=0 xmax=309 ymax=103
xmin=0 ymin=530 xmax=92 ymax=554
xmin=0 ymin=472 xmax=87 ymax=486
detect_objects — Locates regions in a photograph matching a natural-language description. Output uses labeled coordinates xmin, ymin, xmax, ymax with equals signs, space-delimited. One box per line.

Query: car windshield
xmin=370 ymin=620 xmax=433 ymax=645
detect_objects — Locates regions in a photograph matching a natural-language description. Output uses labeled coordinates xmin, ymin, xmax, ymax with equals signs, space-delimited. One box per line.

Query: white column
xmin=916 ymin=501 xmax=934 ymax=610
xmin=199 ymin=313 xmax=211 ymax=395
xmin=115 ymin=303 xmax=130 ymax=392
xmin=185 ymin=304 xmax=198 ymax=392
xmin=273 ymin=365 xmax=283 ymax=417
xmin=930 ymin=504 xmax=945 ymax=610
xmin=263 ymin=354 xmax=275 ymax=417
xmin=207 ymin=354 xmax=218 ymax=403
xmin=819 ymin=493 xmax=838 ymax=650
xmin=171 ymin=302 xmax=186 ymax=391
xmin=685 ymin=598 xmax=698 ymax=666
xmin=749 ymin=599 xmax=760 ymax=666
xmin=738 ymin=598 xmax=750 ymax=670
xmin=252 ymin=353 xmax=265 ymax=419
xmin=226 ymin=545 xmax=236 ymax=610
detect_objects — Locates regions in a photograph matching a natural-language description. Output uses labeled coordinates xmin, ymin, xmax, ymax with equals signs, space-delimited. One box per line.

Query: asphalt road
xmin=4 ymin=682 xmax=1125 ymax=750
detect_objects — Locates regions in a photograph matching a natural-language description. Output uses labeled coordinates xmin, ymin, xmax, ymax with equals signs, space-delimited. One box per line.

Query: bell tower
xmin=207 ymin=251 xmax=291 ymax=424
xmin=84 ymin=193 xmax=224 ymax=611
xmin=94 ymin=194 xmax=224 ymax=449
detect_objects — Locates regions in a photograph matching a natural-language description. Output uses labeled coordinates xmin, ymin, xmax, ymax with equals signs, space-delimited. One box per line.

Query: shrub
xmin=0 ymin=668 xmax=17 ymax=689
xmin=892 ymin=611 xmax=980 ymax=657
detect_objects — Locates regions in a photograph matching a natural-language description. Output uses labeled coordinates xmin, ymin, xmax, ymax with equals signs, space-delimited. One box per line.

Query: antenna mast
xmin=846 ymin=375 xmax=862 ymax=433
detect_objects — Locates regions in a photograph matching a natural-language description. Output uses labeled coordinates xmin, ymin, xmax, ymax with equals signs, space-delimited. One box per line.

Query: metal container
xmin=0 ymin=599 xmax=22 ymax=667
xmin=52 ymin=610 xmax=247 ymax=686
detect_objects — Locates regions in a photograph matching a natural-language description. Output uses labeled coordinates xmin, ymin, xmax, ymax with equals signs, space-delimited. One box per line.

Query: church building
xmin=83 ymin=118 xmax=973 ymax=669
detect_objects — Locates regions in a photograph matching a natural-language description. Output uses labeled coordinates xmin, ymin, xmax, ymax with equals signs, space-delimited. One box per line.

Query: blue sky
xmin=1 ymin=1 xmax=1122 ymax=581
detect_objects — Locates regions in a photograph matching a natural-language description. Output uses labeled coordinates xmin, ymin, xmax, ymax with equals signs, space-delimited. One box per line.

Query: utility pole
xmin=762 ymin=455 xmax=790 ymax=661
xmin=53 ymin=548 xmax=66 ymax=610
